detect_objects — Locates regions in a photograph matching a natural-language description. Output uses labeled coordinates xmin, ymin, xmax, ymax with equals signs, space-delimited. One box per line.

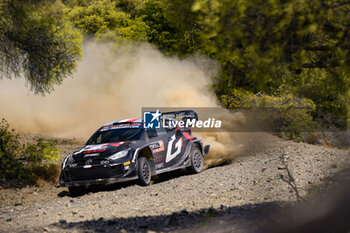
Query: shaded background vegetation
xmin=0 ymin=119 xmax=60 ymax=185
xmin=1 ymin=0 xmax=349 ymax=128
xmin=0 ymin=0 xmax=349 ymax=183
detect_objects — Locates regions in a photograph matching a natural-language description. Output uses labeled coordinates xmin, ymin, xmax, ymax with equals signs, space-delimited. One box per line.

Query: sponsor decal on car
xmin=83 ymin=149 xmax=106 ymax=154
xmin=155 ymin=155 xmax=163 ymax=163
xmin=101 ymin=123 xmax=142 ymax=131
xmin=155 ymin=162 xmax=164 ymax=169
xmin=84 ymin=153 xmax=100 ymax=157
xmin=150 ymin=140 xmax=165 ymax=153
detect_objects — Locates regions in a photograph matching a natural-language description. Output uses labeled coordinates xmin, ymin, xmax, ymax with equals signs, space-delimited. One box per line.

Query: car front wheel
xmin=138 ymin=157 xmax=151 ymax=186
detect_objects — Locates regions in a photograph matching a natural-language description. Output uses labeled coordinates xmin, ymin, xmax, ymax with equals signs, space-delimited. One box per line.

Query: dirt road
xmin=0 ymin=133 xmax=349 ymax=232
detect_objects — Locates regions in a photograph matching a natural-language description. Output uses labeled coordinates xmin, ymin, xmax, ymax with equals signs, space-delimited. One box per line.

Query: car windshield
xmin=86 ymin=128 xmax=143 ymax=145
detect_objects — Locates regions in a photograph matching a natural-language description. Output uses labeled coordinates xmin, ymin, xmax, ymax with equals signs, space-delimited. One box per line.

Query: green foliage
xmin=0 ymin=0 xmax=82 ymax=94
xmin=0 ymin=119 xmax=23 ymax=180
xmin=66 ymin=0 xmax=200 ymax=54
xmin=0 ymin=119 xmax=60 ymax=185
xmin=295 ymin=68 xmax=349 ymax=128
xmin=193 ymin=0 xmax=349 ymax=91
xmin=220 ymin=88 xmax=259 ymax=109
xmin=24 ymin=138 xmax=60 ymax=164
xmin=0 ymin=0 xmax=348 ymax=141
xmin=193 ymin=0 xmax=349 ymax=128
xmin=138 ymin=0 xmax=201 ymax=56
xmin=67 ymin=0 xmax=149 ymax=42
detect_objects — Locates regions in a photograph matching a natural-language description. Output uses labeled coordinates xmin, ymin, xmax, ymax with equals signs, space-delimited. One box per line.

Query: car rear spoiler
xmin=161 ymin=110 xmax=198 ymax=121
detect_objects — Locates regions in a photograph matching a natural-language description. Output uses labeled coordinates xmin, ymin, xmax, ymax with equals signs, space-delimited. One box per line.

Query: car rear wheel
xmin=138 ymin=157 xmax=151 ymax=186
xmin=189 ymin=145 xmax=204 ymax=174
xmin=68 ymin=186 xmax=86 ymax=196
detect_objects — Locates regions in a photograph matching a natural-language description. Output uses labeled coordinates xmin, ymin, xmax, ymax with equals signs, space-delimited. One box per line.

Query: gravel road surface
xmin=0 ymin=133 xmax=349 ymax=232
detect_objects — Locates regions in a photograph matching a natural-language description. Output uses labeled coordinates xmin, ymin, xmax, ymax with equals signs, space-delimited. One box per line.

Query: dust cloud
xmin=0 ymin=41 xmax=245 ymax=164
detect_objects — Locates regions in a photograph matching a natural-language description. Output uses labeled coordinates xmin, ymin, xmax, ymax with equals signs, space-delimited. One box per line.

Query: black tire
xmin=68 ymin=186 xmax=86 ymax=196
xmin=138 ymin=157 xmax=151 ymax=186
xmin=189 ymin=145 xmax=204 ymax=174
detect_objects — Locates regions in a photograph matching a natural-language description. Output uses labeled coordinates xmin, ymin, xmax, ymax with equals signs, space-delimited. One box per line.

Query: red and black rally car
xmin=59 ymin=110 xmax=210 ymax=195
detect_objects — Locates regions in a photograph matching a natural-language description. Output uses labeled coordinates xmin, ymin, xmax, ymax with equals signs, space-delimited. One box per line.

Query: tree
xmin=193 ymin=0 xmax=350 ymax=128
xmin=138 ymin=0 xmax=201 ymax=56
xmin=0 ymin=0 xmax=82 ymax=94
xmin=67 ymin=0 xmax=149 ymax=43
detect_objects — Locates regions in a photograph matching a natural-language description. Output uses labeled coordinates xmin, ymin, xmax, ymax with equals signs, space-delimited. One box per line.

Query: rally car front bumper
xmin=59 ymin=163 xmax=138 ymax=187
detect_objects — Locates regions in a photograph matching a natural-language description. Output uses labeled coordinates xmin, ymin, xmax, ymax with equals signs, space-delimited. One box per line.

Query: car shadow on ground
xmin=50 ymin=201 xmax=288 ymax=233
xmin=57 ymin=180 xmax=139 ymax=198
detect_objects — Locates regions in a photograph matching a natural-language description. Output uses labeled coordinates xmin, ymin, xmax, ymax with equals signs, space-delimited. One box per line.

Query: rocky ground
xmin=0 ymin=133 xmax=349 ymax=232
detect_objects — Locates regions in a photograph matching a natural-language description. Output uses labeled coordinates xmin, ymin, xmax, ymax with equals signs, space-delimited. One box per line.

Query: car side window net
xmin=156 ymin=126 xmax=167 ymax=136
xmin=147 ymin=129 xmax=158 ymax=139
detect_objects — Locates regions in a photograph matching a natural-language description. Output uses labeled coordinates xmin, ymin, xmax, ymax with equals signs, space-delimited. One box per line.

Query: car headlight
xmin=108 ymin=150 xmax=129 ymax=160
xmin=62 ymin=154 xmax=74 ymax=169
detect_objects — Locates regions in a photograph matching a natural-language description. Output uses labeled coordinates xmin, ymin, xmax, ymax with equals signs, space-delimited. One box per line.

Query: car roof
xmin=102 ymin=117 xmax=143 ymax=127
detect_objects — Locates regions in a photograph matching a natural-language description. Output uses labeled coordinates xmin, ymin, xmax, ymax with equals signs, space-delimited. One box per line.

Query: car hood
xmin=72 ymin=141 xmax=134 ymax=161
